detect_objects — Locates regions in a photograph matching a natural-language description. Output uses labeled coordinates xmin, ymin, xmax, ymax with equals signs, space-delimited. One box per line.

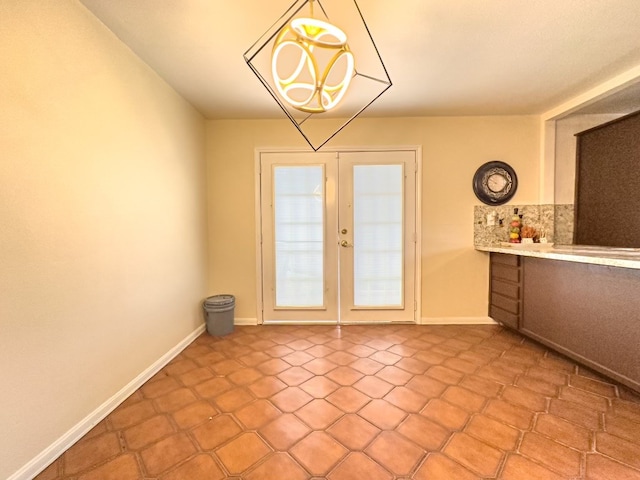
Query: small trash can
xmin=203 ymin=295 xmax=235 ymax=336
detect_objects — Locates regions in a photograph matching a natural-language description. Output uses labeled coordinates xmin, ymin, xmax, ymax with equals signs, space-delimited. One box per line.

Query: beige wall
xmin=0 ymin=2 xmax=208 ymax=478
xmin=206 ymin=116 xmax=540 ymax=321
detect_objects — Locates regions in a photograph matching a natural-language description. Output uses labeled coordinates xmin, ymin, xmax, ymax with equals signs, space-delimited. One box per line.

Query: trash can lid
xmin=204 ymin=294 xmax=235 ymax=307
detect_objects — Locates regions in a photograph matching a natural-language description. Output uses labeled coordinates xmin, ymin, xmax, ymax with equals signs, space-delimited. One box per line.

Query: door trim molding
xmin=254 ymin=145 xmax=422 ymax=324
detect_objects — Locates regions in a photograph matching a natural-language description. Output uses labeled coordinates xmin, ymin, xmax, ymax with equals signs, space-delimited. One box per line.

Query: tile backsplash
xmin=474 ymin=204 xmax=574 ymax=247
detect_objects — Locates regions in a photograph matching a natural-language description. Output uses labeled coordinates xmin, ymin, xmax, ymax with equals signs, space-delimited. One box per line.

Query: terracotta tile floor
xmin=36 ymin=324 xmax=640 ymax=479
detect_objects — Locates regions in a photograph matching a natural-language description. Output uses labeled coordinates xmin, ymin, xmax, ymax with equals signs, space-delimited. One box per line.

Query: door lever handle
xmin=340 ymin=240 xmax=353 ymax=247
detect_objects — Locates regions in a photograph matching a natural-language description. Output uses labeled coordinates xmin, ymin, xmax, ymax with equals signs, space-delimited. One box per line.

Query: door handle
xmin=340 ymin=240 xmax=353 ymax=247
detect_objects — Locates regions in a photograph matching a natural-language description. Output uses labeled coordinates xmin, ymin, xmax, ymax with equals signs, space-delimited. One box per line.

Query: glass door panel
xmin=274 ymin=166 xmax=324 ymax=307
xmin=353 ymin=164 xmax=404 ymax=307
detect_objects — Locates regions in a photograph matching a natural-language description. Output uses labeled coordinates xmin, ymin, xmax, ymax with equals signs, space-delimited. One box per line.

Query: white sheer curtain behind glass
xmin=353 ymin=165 xmax=403 ymax=306
xmin=274 ymin=166 xmax=324 ymax=307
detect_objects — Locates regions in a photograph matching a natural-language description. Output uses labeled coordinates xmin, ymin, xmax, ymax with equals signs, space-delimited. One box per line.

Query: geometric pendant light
xmin=244 ymin=0 xmax=392 ymax=151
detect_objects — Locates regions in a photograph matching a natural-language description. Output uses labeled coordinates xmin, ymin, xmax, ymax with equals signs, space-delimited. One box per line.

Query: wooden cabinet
xmin=489 ymin=252 xmax=640 ymax=393
xmin=489 ymin=253 xmax=522 ymax=329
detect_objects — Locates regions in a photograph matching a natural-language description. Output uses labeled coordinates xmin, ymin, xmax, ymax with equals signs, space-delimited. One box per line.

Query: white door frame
xmin=254 ymin=146 xmax=422 ymax=325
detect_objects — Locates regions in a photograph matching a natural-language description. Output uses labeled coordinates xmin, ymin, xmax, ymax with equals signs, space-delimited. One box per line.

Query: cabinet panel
xmin=489 ymin=253 xmax=522 ymax=330
xmin=522 ymin=257 xmax=640 ymax=392
xmin=491 ymin=263 xmax=520 ymax=283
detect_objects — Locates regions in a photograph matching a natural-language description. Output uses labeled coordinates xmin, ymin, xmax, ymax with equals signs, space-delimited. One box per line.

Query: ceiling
xmin=79 ymin=0 xmax=640 ymax=119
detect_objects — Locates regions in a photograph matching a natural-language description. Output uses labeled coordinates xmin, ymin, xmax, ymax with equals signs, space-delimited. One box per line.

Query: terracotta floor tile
xmin=160 ymin=454 xmax=225 ymax=480
xmin=384 ymin=386 xmax=428 ymax=412
xmin=327 ymin=414 xmax=381 ymax=450
xmin=325 ymin=351 xmax=359 ymax=366
xmin=394 ymin=356 xmax=429 ymax=375
xmin=604 ymin=413 xmax=640 ymax=443
xmin=327 ymin=386 xmax=371 ymax=413
xmin=244 ymin=453 xmax=308 ymax=480
xmin=172 ymin=400 xmax=218 ymax=429
xmin=586 ymin=453 xmax=640 ymax=480
xmin=213 ymin=387 xmax=254 ymax=412
xmin=288 ymin=338 xmax=315 ymax=350
xmin=302 ymin=357 xmax=339 ymax=375
xmin=328 ymin=452 xmax=392 ymax=480
xmin=259 ymin=414 xmax=312 ymax=451
xmin=500 ymin=454 xmax=566 ymax=480
xmin=519 ymin=432 xmax=582 ymax=477
xmin=63 ymin=432 xmax=122 ymax=475
xmin=353 ymin=375 xmax=394 ymax=398
xmin=227 ymin=367 xmax=263 ymax=386
xmin=277 ymin=366 xmax=314 ymax=386
xmin=596 ymin=432 xmax=640 ymax=470
xmin=269 ymin=386 xmax=313 ymax=412
xmin=484 ymin=398 xmax=534 ymax=429
xmin=464 ymin=414 xmax=520 ymax=451
xmin=359 ymin=399 xmax=407 ymax=430
xmin=444 ymin=432 xmax=504 ymax=477
xmin=559 ymin=385 xmax=609 ymax=411
xmin=422 ymin=399 xmax=469 ymax=430
xmin=108 ymin=399 xmax=156 ymax=430
xmin=426 ymin=365 xmax=464 ymax=385
xmin=376 ymin=365 xmax=413 ymax=386
xmin=140 ymin=433 xmax=197 ymax=476
xmin=526 ymin=365 xmax=569 ymax=386
xmin=406 ymin=374 xmax=448 ymax=398
xmin=264 ymin=344 xmax=295 ymax=357
xmin=191 ymin=414 xmax=242 ymax=450
xmin=501 ymin=385 xmax=548 ymax=412
xmin=397 ymin=414 xmax=451 ymax=450
xmin=299 ymin=375 xmax=340 ymax=398
xmin=534 ymin=413 xmax=591 ymax=451
xmin=348 ymin=344 xmax=377 ymax=357
xmin=193 ymin=376 xmax=234 ymax=399
xmin=234 ymin=399 xmax=281 ymax=429
xmin=290 ymin=431 xmax=348 ymax=475
xmin=257 ymin=358 xmax=291 ymax=375
xmin=369 ymin=350 xmax=402 ymax=366
xmin=413 ymin=453 xmax=480 ymax=480
xmin=326 ymin=365 xmax=365 ymax=386
xmin=123 ymin=415 xmax=175 ymax=450
xmin=548 ymin=398 xmax=601 ymax=430
xmin=516 ymin=374 xmax=560 ymax=397
xmin=350 ymin=357 xmax=385 ymax=375
xmin=215 ymin=432 xmax=271 ymax=475
xmin=32 ymin=325 xmax=640 ymax=480
xmin=238 ymin=350 xmax=271 ymax=367
xmin=306 ymin=344 xmax=335 ymax=358
xmin=294 ymin=398 xmax=343 ymax=429
xmin=247 ymin=375 xmax=287 ymax=398
xmin=177 ymin=366 xmax=214 ymax=387
xmin=210 ymin=358 xmax=244 ymax=376
xmin=443 ymin=385 xmax=487 ymax=413
xmin=154 ymin=387 xmax=197 ymax=413
xmin=388 ymin=343 xmax=418 ymax=358
xmin=76 ymin=454 xmax=141 ymax=480
xmin=365 ymin=431 xmax=424 ymax=476
xmin=611 ymin=398 xmax=640 ymax=424
xmin=282 ymin=350 xmax=314 ymax=366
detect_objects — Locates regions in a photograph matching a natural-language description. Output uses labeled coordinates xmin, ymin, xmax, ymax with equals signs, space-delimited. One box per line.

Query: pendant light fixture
xmin=244 ymin=0 xmax=391 ymax=151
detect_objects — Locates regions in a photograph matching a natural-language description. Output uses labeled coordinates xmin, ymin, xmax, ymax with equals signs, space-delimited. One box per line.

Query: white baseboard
xmin=421 ymin=316 xmax=497 ymax=325
xmin=9 ymin=324 xmax=206 ymax=480
xmin=234 ymin=317 xmax=258 ymax=326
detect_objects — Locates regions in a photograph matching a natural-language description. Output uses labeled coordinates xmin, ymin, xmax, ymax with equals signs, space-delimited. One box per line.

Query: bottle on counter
xmin=509 ymin=208 xmax=522 ymax=243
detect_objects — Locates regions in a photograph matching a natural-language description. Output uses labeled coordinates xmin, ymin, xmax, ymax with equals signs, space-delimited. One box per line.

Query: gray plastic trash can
xmin=203 ymin=295 xmax=235 ymax=336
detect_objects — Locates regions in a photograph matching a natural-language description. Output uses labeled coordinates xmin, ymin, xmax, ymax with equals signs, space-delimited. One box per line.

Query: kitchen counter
xmin=476 ymin=243 xmax=640 ymax=270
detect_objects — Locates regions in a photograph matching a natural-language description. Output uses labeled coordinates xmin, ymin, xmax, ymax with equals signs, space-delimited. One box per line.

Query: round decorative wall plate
xmin=472 ymin=161 xmax=518 ymax=205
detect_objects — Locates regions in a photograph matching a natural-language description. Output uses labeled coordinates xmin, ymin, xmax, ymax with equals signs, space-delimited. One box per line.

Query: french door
xmin=258 ymin=149 xmax=418 ymax=324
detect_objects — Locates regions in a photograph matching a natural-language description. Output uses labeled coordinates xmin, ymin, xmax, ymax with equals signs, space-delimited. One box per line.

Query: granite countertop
xmin=476 ymin=243 xmax=640 ymax=270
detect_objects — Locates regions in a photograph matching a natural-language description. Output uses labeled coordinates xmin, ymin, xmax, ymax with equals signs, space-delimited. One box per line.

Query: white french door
xmin=258 ymin=149 xmax=418 ymax=324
